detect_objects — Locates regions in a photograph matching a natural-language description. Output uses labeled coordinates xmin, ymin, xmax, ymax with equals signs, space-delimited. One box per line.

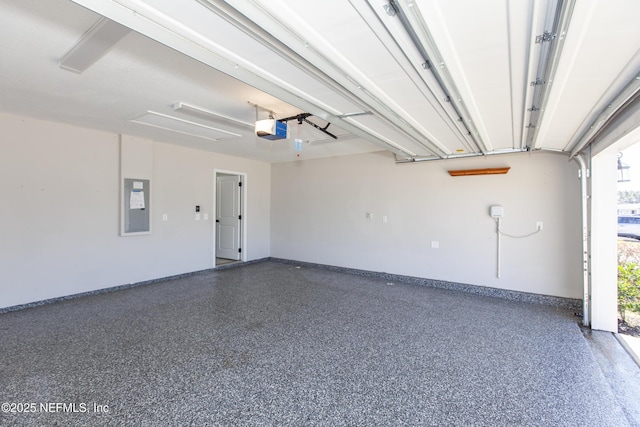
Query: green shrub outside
xmin=617 ymin=241 xmax=640 ymax=322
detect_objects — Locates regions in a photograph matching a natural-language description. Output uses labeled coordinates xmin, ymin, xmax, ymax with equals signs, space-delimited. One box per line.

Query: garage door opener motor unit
xmin=255 ymin=119 xmax=287 ymax=140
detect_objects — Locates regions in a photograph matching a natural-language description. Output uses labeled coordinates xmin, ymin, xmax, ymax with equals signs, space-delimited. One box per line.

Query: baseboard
xmin=1 ymin=256 xmax=581 ymax=315
xmin=0 ymin=257 xmax=270 ymax=315
xmin=268 ymin=257 xmax=582 ymax=310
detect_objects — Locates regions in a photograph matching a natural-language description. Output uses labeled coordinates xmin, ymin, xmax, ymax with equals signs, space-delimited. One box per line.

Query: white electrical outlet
xmin=536 ymin=221 xmax=543 ymax=230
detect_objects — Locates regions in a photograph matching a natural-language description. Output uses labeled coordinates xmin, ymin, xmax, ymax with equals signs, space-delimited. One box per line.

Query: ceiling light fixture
xmin=173 ymin=102 xmax=254 ymax=129
xmin=59 ymin=17 xmax=131 ymax=73
xmin=129 ymin=111 xmax=242 ymax=141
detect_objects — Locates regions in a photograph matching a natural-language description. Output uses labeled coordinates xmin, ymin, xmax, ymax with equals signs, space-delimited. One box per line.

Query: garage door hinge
xmin=536 ymin=32 xmax=556 ymax=43
xmin=384 ymin=2 xmax=398 ymax=16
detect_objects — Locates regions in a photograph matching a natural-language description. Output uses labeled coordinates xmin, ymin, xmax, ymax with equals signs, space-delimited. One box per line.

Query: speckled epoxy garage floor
xmin=1 ymin=261 xmax=639 ymax=426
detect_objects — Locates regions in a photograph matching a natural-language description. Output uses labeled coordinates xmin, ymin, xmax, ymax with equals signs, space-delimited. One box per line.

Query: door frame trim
xmin=213 ymin=169 xmax=247 ymax=267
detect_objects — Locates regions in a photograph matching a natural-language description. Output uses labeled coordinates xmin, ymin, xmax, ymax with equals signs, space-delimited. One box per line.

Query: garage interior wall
xmin=1 ymin=112 xmax=584 ymax=310
xmin=271 ymin=151 xmax=583 ymax=299
xmin=0 ymin=113 xmax=271 ymax=309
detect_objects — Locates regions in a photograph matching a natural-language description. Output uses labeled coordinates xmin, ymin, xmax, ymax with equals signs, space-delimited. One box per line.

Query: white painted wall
xmin=271 ymin=151 xmax=583 ymax=298
xmin=590 ymin=149 xmax=619 ymax=331
xmin=0 ymin=113 xmax=270 ymax=309
xmin=0 ymin=111 xmax=583 ymax=308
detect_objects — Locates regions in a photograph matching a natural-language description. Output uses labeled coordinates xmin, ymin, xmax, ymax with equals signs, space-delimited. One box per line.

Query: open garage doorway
xmin=616 ymin=143 xmax=640 ymax=337
xmin=590 ymin=125 xmax=640 ymax=332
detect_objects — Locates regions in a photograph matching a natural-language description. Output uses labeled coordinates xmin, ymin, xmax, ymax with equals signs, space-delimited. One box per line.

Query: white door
xmin=216 ymin=175 xmax=242 ymax=260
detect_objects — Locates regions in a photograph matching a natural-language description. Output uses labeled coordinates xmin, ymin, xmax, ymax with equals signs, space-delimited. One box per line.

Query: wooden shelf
xmin=447 ymin=167 xmax=510 ymax=177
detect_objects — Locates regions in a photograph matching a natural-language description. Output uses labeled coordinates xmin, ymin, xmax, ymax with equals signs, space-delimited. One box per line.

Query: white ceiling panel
xmin=536 ymin=0 xmax=640 ymax=151
xmin=416 ymin=0 xmax=513 ymax=151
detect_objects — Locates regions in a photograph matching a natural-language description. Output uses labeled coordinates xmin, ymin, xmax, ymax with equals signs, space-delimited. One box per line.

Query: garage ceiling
xmin=1 ymin=0 xmax=639 ymax=163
